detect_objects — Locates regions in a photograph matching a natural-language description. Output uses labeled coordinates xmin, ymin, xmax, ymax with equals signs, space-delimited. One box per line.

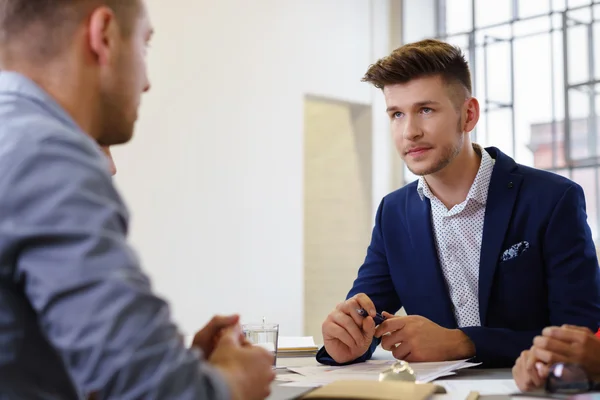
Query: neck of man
xmin=6 ymin=57 xmax=102 ymax=142
xmin=424 ymin=138 xmax=481 ymax=209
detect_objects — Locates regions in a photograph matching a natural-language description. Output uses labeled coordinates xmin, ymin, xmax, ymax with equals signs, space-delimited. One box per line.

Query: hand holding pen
xmin=322 ymin=293 xmax=385 ymax=364
xmin=356 ymin=308 xmax=387 ymax=326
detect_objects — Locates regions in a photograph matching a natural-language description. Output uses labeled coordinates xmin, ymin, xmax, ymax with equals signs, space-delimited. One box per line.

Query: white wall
xmin=402 ymin=0 xmax=436 ymax=43
xmin=112 ymin=0 xmax=394 ymax=337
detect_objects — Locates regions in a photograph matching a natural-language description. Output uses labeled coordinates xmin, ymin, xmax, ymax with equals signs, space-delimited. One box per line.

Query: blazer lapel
xmin=479 ymin=147 xmax=523 ymax=324
xmin=406 ymin=191 xmax=457 ymax=328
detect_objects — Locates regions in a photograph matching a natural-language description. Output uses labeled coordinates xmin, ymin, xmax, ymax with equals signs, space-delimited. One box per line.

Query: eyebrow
xmin=386 ymin=100 xmax=441 ymax=113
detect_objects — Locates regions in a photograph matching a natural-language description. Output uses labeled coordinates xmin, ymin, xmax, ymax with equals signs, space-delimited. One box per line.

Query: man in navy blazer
xmin=317 ymin=39 xmax=600 ymax=368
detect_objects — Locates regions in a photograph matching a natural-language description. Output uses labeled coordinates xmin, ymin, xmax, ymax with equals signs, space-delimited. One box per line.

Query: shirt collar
xmin=417 ymin=144 xmax=495 ymax=205
xmin=0 ymin=71 xmax=83 ymax=133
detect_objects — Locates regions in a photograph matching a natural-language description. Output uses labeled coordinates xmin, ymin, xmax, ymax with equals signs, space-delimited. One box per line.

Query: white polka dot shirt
xmin=417 ymin=145 xmax=495 ymax=328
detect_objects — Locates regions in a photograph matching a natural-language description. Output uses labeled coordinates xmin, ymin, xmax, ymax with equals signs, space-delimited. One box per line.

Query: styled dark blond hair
xmin=362 ymin=39 xmax=472 ymax=97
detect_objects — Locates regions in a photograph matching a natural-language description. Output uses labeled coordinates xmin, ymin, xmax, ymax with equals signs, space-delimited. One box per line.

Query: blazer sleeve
xmin=316 ymin=197 xmax=402 ymax=365
xmin=543 ymin=184 xmax=600 ymax=328
xmin=460 ymin=183 xmax=600 ymax=367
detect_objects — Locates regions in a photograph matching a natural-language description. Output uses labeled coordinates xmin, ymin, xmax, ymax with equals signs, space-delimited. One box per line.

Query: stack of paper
xmin=277 ymin=359 xmax=481 ymax=387
xmin=277 ymin=336 xmax=319 ymax=358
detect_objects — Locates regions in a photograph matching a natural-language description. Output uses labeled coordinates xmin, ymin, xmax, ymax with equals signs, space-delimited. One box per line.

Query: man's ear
xmin=88 ymin=6 xmax=120 ymax=66
xmin=462 ymin=97 xmax=480 ymax=133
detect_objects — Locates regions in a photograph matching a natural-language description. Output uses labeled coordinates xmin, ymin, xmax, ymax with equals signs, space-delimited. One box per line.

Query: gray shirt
xmin=0 ymin=71 xmax=229 ymax=399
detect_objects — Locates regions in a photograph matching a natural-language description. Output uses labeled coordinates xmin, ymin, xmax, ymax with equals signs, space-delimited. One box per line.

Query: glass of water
xmin=242 ymin=322 xmax=279 ymax=367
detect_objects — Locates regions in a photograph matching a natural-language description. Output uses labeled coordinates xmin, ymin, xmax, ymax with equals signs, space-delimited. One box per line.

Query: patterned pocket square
xmin=501 ymin=241 xmax=530 ymax=262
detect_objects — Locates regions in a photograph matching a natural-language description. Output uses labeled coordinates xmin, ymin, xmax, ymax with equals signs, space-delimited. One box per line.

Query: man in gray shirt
xmin=0 ymin=0 xmax=274 ymax=399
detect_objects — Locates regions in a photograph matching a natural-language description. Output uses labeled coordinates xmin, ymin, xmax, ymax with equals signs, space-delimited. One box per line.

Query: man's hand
xmin=512 ymin=349 xmax=546 ymax=392
xmin=210 ymin=327 xmax=275 ymax=400
xmin=532 ymin=325 xmax=600 ymax=380
xmin=374 ymin=313 xmax=475 ymax=362
xmin=322 ymin=293 xmax=378 ymax=364
xmin=192 ymin=314 xmax=243 ymax=359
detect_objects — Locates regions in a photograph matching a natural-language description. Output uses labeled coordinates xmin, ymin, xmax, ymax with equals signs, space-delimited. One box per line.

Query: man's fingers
xmin=536 ymin=362 xmax=550 ymax=379
xmin=326 ymin=322 xmax=356 ymax=349
xmin=342 ymin=299 xmax=367 ymax=327
xmin=532 ymin=346 xmax=569 ymax=365
xmin=331 ymin=311 xmax=364 ymax=347
xmin=513 ymin=356 xmax=530 ymax=392
xmin=375 ymin=316 xmax=407 ymax=338
xmin=239 ymin=332 xmax=251 ymax=346
xmin=362 ymin=315 xmax=376 ymax=338
xmin=533 ymin=336 xmax=573 ymax=358
xmin=391 ymin=341 xmax=412 ymax=361
xmin=543 ymin=326 xmax=589 ymax=344
xmin=209 ymin=314 xmax=240 ymax=330
xmin=216 ymin=326 xmax=242 ymax=348
xmin=561 ymin=325 xmax=593 ymax=334
xmin=523 ymin=350 xmax=543 ymax=388
xmin=380 ymin=328 xmax=408 ymax=351
xmin=527 ymin=364 xmax=542 ymax=388
xmin=353 ymin=293 xmax=376 ymax=317
xmin=514 ymin=351 xmax=544 ymax=392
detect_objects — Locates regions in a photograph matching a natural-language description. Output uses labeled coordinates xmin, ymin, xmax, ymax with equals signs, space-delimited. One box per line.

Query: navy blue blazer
xmin=317 ymin=147 xmax=600 ymax=368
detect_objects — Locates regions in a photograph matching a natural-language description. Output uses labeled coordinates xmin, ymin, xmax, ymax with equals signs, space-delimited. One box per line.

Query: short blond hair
xmin=362 ymin=39 xmax=472 ymax=95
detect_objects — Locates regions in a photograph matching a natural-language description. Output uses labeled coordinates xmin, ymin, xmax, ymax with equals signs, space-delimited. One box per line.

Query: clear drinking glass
xmin=242 ymin=322 xmax=279 ymax=367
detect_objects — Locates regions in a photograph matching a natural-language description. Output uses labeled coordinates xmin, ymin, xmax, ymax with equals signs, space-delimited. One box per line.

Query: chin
xmin=115 ymin=122 xmax=136 ymax=144
xmin=404 ymin=159 xmax=427 ymax=176
xmin=406 ymin=161 xmax=443 ymax=177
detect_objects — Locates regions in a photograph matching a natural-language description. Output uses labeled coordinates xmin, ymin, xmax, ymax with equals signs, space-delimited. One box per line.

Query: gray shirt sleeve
xmin=0 ymin=134 xmax=230 ymax=400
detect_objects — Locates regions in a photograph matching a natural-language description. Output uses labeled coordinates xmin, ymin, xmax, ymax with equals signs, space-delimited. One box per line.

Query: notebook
xmin=278 ymin=336 xmax=319 ymax=357
xmin=300 ymin=380 xmax=445 ymax=400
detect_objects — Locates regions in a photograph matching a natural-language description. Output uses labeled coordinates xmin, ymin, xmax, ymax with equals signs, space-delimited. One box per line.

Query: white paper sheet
xmin=281 ymin=359 xmax=480 ymax=387
xmin=279 ymin=372 xmax=458 ymax=388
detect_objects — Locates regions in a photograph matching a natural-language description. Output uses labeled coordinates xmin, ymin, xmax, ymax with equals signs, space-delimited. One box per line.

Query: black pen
xmin=356 ymin=308 xmax=386 ymax=325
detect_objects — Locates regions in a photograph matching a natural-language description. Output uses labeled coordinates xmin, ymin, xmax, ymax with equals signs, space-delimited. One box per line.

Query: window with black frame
xmin=402 ymin=0 xmax=600 ymax=244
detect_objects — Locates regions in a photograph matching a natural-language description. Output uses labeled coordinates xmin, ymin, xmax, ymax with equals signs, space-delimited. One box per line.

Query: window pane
xmin=594 ymin=20 xmax=600 ymax=80
xmin=566 ymin=4 xmax=593 ymax=24
xmin=476 ymin=35 xmax=512 ymax=104
xmin=483 ymin=108 xmax=514 ymax=157
xmin=446 ymin=0 xmax=473 ymax=35
xmin=553 ymin=0 xmax=567 ymax=12
xmin=568 ymin=0 xmax=595 ymax=9
xmin=445 ymin=33 xmax=470 ymax=49
xmin=566 ymin=18 xmax=591 ymax=85
xmin=475 ymin=0 xmax=512 ymax=28
xmin=519 ymin=0 xmax=550 ymax=19
xmin=571 ymin=167 xmax=600 ymax=241
xmin=529 ymin=121 xmax=565 ymax=169
xmin=566 ymin=87 xmax=600 ymax=163
xmin=553 ymin=168 xmax=571 ymax=178
xmin=514 ymin=34 xmax=554 ymax=167
xmin=475 ymin=24 xmax=511 ymax=46
xmin=513 ymin=14 xmax=551 ymax=37
xmin=552 ymin=29 xmax=566 ymax=122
